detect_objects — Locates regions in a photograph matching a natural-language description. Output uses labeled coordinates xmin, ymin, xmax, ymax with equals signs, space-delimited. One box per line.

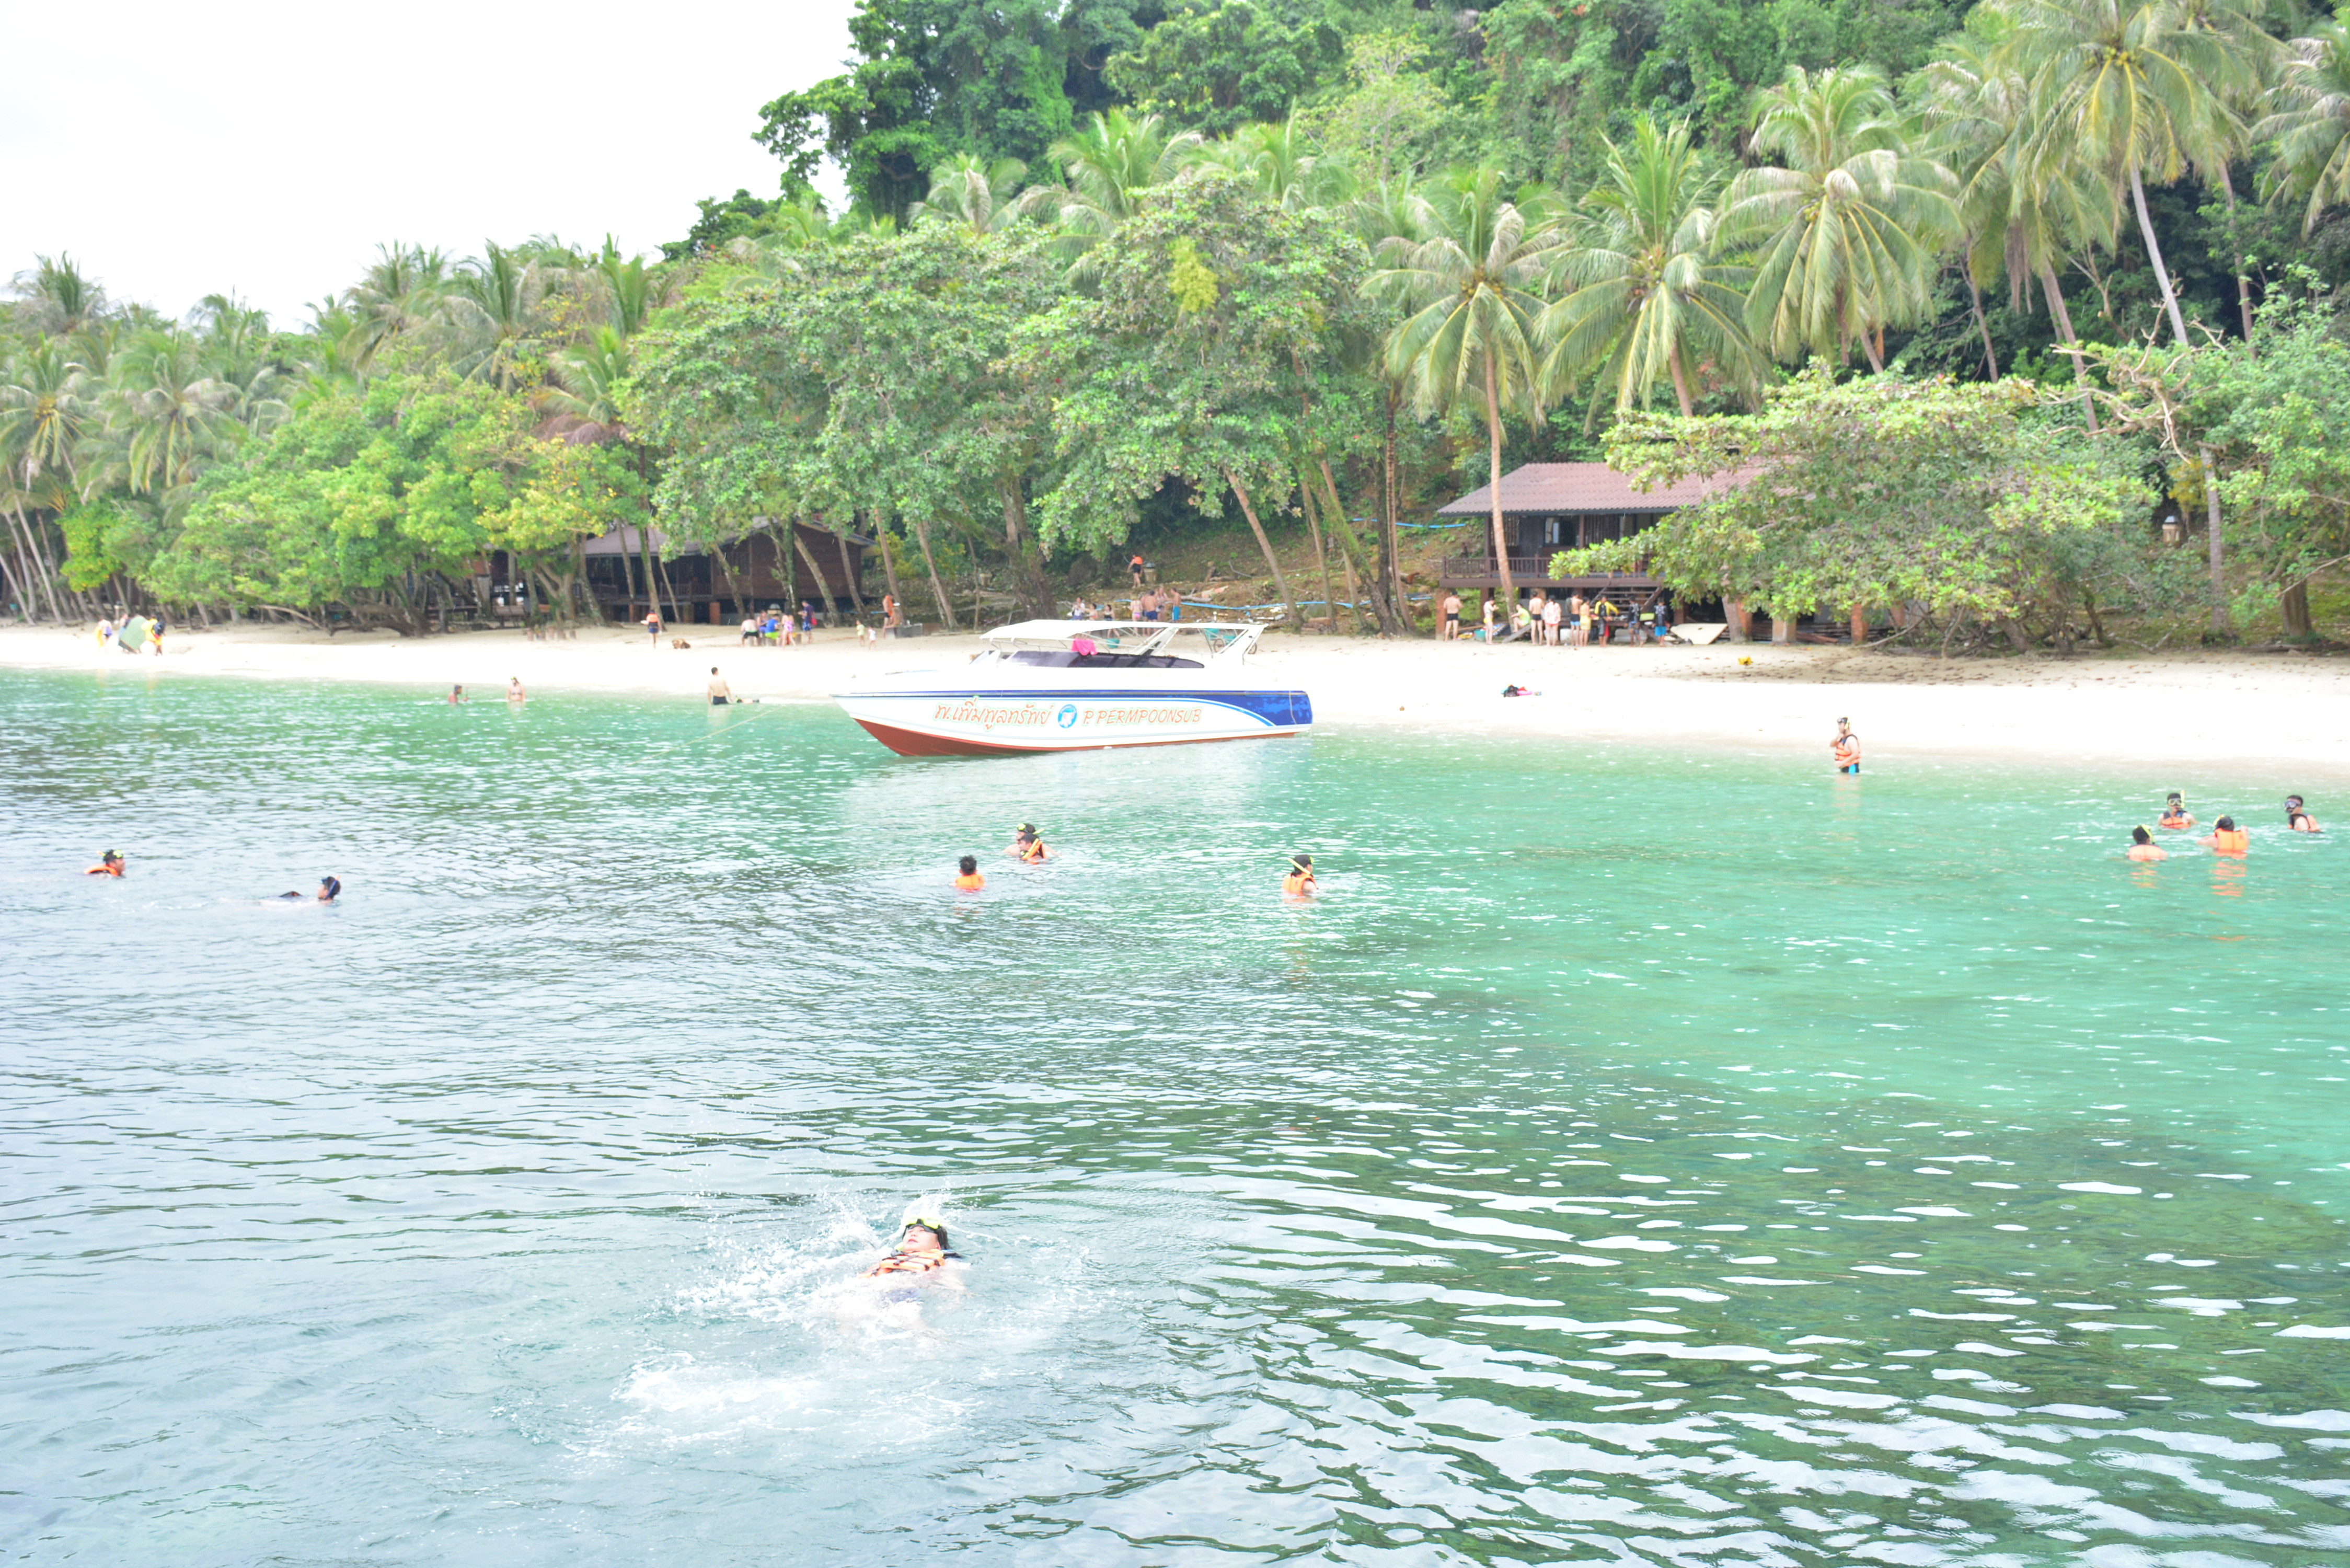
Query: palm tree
xmin=1724 ymin=66 xmax=1958 ymax=371
xmin=1369 ymin=165 xmax=1562 ymax=608
xmin=2171 ymin=0 xmax=2282 ymax=338
xmin=0 ymin=341 xmax=91 ymax=620
xmin=1208 ymin=113 xmax=1354 ymax=212
xmin=1020 ymin=110 xmax=1203 ymax=265
xmin=539 ymin=328 xmax=631 ymax=445
xmin=2257 ymin=20 xmax=2350 ymax=236
xmin=444 ymin=243 xmax=540 ymax=389
xmin=909 ymin=155 xmax=1029 ymax=234
xmin=18 ymin=254 xmax=106 ymax=336
xmin=1915 ymin=19 xmax=2115 ymax=412
xmin=1537 ymin=114 xmax=1760 ymax=420
xmin=107 ymin=329 xmax=238 ymax=495
xmin=1991 ymin=0 xmax=2233 ymax=350
xmin=347 ymin=243 xmax=451 ymax=370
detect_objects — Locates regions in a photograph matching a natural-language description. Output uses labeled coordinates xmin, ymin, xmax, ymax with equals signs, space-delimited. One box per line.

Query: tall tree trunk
xmin=1383 ymin=389 xmax=1410 ymax=632
xmin=789 ymin=526 xmax=833 ymax=617
xmin=1860 ymin=331 xmax=1886 ymax=374
xmin=2038 ymin=267 xmax=2100 ymax=433
xmin=1226 ymin=471 xmax=1300 ymax=629
xmin=1483 ymin=358 xmax=1516 ymax=610
xmin=1297 ymin=472 xmax=1339 ymax=630
xmin=654 ymin=550 xmax=683 ymax=626
xmin=2131 ymin=166 xmax=2194 ymax=350
xmin=906 ymin=510 xmax=958 ymax=630
xmin=827 ymin=523 xmax=867 ymax=616
xmin=871 ymin=512 xmax=905 ymax=622
xmin=1321 ymin=458 xmax=1397 ymax=635
xmin=710 ymin=534 xmax=749 ymax=619
xmin=995 ymin=479 xmax=1052 ymax=620
xmin=2280 ymin=578 xmax=2314 ymax=640
xmin=1964 ymin=270 xmax=1998 ymax=379
xmin=636 ymin=524 xmax=662 ymax=624
xmin=1669 ymin=344 xmax=1696 ymax=417
xmin=2217 ymin=165 xmax=2257 ymax=344
xmin=14 ymin=503 xmax=66 ymax=622
xmin=2203 ymin=447 xmax=2228 ymax=638
xmin=6 ymin=505 xmax=49 ymax=621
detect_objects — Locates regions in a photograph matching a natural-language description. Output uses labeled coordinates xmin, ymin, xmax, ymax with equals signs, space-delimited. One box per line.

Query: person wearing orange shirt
xmin=953 ymin=856 xmax=985 ymax=891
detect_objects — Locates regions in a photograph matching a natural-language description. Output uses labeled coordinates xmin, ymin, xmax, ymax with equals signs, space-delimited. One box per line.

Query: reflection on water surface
xmin=2 ymin=668 xmax=2344 ymax=1565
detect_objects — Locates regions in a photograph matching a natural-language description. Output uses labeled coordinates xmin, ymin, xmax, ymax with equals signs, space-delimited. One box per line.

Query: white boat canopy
xmin=977 ymin=619 xmax=1263 ymax=663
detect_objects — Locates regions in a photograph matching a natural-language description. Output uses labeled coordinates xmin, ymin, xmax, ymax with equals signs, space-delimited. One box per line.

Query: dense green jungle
xmin=6 ymin=0 xmax=2350 ymax=649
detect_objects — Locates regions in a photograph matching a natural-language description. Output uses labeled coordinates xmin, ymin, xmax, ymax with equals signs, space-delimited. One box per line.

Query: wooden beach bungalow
xmin=583 ymin=522 xmax=872 ymax=622
xmin=1434 ymin=463 xmax=1734 ymax=616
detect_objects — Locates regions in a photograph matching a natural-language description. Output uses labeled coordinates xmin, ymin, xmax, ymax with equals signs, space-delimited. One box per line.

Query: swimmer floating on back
xmin=2126 ymin=825 xmax=2168 ymax=862
xmin=275 ymin=876 xmax=341 ymax=902
xmin=2158 ymin=792 xmax=2194 ymax=829
xmin=85 ymin=849 xmax=125 ymax=877
xmin=1831 ymin=718 xmax=1861 ymax=775
xmin=1283 ymin=852 xmax=1318 ymax=898
xmin=862 ymin=1213 xmax=964 ymax=1285
xmin=2199 ymin=817 xmax=2250 ymax=856
xmin=2286 ymin=795 xmax=2322 ymax=833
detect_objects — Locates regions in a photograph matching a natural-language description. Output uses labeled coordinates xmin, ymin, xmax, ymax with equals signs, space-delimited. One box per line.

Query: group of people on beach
xmin=91 ymin=616 xmax=164 ymax=655
xmin=1438 ymin=591 xmax=1668 ymax=646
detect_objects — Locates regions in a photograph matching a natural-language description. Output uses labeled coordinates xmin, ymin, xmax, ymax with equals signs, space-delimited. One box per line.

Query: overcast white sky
xmin=0 ymin=0 xmax=857 ymax=327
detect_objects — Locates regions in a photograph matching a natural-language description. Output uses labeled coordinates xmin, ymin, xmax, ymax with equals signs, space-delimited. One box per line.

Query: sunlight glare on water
xmin=3 ymin=667 xmax=2346 ymax=1565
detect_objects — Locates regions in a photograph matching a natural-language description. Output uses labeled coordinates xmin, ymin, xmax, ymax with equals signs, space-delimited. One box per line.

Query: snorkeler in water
xmin=954 ymin=855 xmax=985 ymax=891
xmin=2158 ymin=792 xmax=2194 ymax=829
xmin=1009 ymin=823 xmax=1049 ymax=862
xmin=276 ymin=877 xmax=341 ymax=902
xmin=2286 ymin=795 xmax=2322 ymax=833
xmin=2199 ymin=817 xmax=2250 ymax=855
xmin=2127 ymin=825 xmax=2168 ymax=862
xmin=1283 ymin=853 xmax=1318 ymax=898
xmin=85 ymin=849 xmax=125 ymax=877
xmin=862 ymin=1214 xmax=963 ymax=1281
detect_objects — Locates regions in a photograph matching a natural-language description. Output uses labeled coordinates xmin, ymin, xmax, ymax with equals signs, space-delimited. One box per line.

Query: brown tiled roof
xmin=1435 ymin=462 xmax=1743 ymax=516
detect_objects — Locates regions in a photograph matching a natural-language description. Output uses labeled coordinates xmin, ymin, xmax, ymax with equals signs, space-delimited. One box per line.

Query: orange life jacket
xmin=1284 ymin=872 xmax=1315 ymax=896
xmin=954 ymin=873 xmax=985 ymax=890
xmin=2158 ymin=812 xmax=2188 ymax=829
xmin=86 ymin=862 xmax=123 ymax=877
xmin=1018 ymin=838 xmax=1046 ymax=862
xmin=1833 ymin=737 xmax=1861 ymax=765
xmin=2213 ymin=828 xmax=2249 ymax=854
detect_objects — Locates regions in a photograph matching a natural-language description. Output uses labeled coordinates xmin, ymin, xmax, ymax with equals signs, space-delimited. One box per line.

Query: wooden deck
xmin=1438 ymin=555 xmax=1666 ymax=599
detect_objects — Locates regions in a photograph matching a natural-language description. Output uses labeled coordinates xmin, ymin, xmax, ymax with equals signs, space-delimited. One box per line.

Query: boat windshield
xmin=1005 ymin=650 xmax=1204 ymax=668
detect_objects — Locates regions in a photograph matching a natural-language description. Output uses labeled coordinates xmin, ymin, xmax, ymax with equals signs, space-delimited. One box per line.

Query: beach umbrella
xmin=119 ymin=615 xmax=152 ymax=650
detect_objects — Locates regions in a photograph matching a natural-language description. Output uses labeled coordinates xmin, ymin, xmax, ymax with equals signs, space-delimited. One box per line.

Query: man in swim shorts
xmin=2286 ymin=795 xmax=2322 ymax=833
xmin=1441 ymin=592 xmax=1461 ymax=640
xmin=2127 ymin=826 xmax=2167 ymax=862
xmin=1831 ymin=718 xmax=1861 ymax=774
xmin=707 ymin=666 xmax=733 ymax=706
xmin=85 ymin=849 xmax=125 ymax=877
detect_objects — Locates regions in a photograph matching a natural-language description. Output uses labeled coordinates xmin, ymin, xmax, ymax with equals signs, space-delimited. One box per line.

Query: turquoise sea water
xmin=3 ymin=665 xmax=2346 ymax=1567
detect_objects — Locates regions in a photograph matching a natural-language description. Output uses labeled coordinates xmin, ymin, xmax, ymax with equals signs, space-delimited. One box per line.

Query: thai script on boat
xmin=933 ymin=700 xmax=1051 ymax=730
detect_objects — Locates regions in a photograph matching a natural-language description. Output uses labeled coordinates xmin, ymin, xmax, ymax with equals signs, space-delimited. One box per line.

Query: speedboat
xmin=832 ymin=619 xmax=1311 ymax=756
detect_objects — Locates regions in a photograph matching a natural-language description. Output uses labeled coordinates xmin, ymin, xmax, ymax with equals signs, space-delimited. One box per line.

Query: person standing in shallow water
xmin=1831 ymin=718 xmax=1861 ymax=774
xmin=707 ymin=666 xmax=733 ymax=706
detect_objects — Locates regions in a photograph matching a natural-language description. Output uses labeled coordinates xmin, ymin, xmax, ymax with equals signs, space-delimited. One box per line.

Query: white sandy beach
xmin=6 ymin=621 xmax=2347 ymax=782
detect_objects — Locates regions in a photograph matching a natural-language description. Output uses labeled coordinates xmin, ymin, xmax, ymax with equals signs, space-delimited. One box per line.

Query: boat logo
xmin=1055 ymin=703 xmax=1079 ymax=729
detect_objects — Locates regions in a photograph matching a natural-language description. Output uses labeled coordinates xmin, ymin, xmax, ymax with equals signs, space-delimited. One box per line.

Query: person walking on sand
xmin=1441 ymin=591 xmax=1462 ymax=641
xmin=1831 ymin=718 xmax=1861 ymax=775
xmin=2127 ymin=826 xmax=2168 ymax=862
xmin=707 ymin=667 xmax=733 ymax=706
xmin=1130 ymin=552 xmax=1147 ymax=589
xmin=644 ymin=609 xmax=664 ymax=643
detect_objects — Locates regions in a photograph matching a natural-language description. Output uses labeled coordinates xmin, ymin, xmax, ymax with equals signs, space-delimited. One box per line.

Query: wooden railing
xmin=1438 ymin=554 xmax=1658 ymax=584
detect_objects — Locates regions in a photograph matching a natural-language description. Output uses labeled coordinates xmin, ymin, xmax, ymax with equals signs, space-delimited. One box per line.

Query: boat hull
xmin=833 ymin=686 xmax=1312 ymax=756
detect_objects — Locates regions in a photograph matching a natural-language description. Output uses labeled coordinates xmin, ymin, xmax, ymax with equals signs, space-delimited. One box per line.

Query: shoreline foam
xmin=6 ymin=621 xmax=2347 ymax=780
